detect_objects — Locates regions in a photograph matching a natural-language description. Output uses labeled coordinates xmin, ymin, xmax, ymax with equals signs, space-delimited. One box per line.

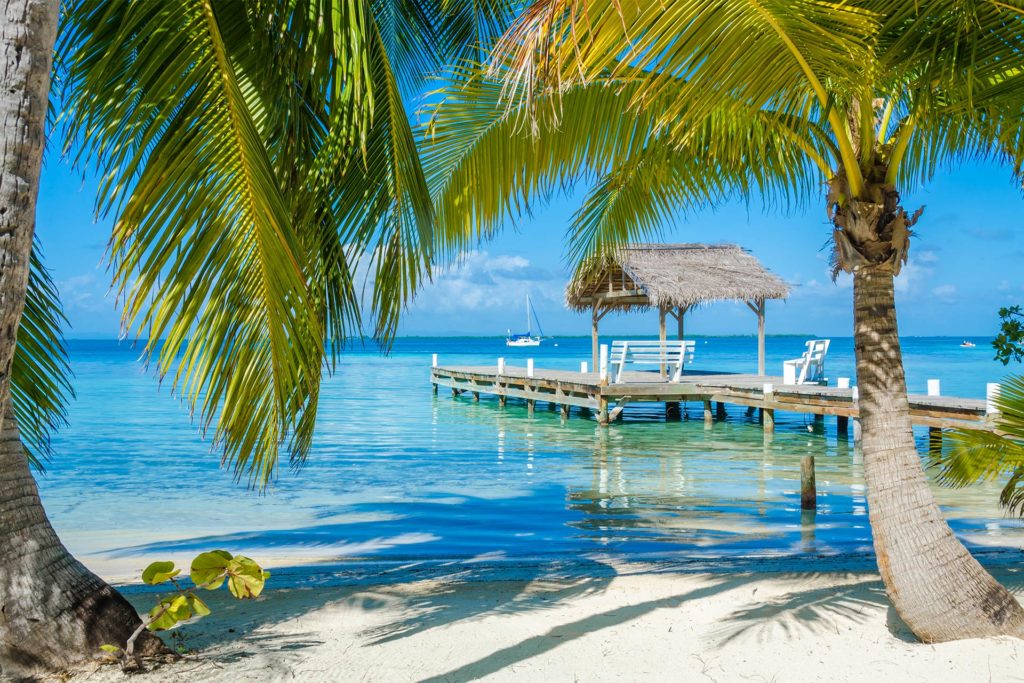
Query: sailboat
xmin=506 ymin=294 xmax=544 ymax=347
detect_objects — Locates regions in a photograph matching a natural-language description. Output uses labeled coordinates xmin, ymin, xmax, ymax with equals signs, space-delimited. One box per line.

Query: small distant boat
xmin=506 ymin=295 xmax=544 ymax=347
xmin=960 ymin=340 xmax=976 ymax=348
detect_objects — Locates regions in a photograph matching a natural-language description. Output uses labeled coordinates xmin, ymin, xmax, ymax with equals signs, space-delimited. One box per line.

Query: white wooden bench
xmin=783 ymin=339 xmax=830 ymax=385
xmin=610 ymin=340 xmax=695 ymax=383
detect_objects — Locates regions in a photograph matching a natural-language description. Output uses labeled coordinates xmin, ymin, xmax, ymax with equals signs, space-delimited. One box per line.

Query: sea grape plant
xmin=101 ymin=550 xmax=269 ymax=668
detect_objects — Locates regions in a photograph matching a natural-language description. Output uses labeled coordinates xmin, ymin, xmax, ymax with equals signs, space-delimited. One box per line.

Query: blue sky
xmin=36 ymin=152 xmax=1023 ymax=339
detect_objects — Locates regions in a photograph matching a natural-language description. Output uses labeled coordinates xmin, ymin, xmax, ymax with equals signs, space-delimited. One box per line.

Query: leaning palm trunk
xmin=0 ymin=395 xmax=166 ymax=675
xmin=839 ymin=176 xmax=1024 ymax=641
xmin=0 ymin=0 xmax=165 ymax=675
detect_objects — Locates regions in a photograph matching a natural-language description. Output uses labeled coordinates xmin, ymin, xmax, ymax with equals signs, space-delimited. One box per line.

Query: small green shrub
xmin=101 ymin=550 xmax=269 ymax=668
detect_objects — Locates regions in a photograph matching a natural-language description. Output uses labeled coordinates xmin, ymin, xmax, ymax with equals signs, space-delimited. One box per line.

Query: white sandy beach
xmin=64 ymin=563 xmax=1024 ymax=683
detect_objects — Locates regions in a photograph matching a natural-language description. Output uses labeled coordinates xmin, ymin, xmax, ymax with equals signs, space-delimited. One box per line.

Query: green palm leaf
xmin=56 ymin=0 xmax=450 ymax=487
xmin=937 ymin=375 xmax=1024 ymax=515
xmin=10 ymin=242 xmax=75 ymax=470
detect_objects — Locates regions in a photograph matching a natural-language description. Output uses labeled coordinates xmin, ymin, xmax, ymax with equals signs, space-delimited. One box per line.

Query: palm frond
xmin=424 ymin=61 xmax=831 ymax=265
xmin=10 ymin=241 xmax=75 ymax=470
xmin=57 ymin=0 xmax=441 ymax=487
xmin=937 ymin=374 xmax=1024 ymax=515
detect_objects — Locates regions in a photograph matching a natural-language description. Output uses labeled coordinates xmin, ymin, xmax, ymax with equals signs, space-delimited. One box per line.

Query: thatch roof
xmin=566 ymin=243 xmax=790 ymax=312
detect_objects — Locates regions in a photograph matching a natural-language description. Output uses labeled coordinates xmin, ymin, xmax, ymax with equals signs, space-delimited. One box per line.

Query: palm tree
xmin=0 ymin=0 xmax=510 ymax=675
xmin=422 ymin=1 xmax=1024 ymax=641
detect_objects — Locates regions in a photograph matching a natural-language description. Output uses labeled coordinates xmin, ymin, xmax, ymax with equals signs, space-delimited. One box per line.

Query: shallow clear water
xmin=36 ymin=336 xmax=1024 ymax=570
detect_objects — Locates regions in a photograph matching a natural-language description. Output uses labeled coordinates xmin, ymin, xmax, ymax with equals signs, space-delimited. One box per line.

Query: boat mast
xmin=526 ymin=294 xmax=531 ymax=336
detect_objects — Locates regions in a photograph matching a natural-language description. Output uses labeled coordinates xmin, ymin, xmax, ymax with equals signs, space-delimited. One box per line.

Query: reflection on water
xmin=36 ymin=338 xmax=1024 ymax=567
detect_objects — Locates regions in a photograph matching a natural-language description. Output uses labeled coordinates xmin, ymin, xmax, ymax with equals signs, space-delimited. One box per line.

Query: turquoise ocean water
xmin=35 ymin=336 xmax=1024 ymax=575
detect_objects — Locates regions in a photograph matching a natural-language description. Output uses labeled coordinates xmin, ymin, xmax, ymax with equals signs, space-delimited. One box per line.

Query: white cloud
xmin=931 ymin=284 xmax=957 ymax=303
xmin=58 ymin=273 xmax=111 ymax=313
xmin=894 ymin=257 xmax=931 ymax=295
xmin=916 ymin=250 xmax=939 ymax=264
xmin=414 ymin=251 xmax=562 ymax=314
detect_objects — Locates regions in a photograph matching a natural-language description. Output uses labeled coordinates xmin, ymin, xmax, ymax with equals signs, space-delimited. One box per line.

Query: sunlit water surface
xmin=36 ymin=337 xmax=1024 ymax=575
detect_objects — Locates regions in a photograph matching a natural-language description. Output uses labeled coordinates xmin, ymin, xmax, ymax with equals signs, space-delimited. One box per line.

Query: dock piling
xmin=928 ymin=379 xmax=942 ymax=450
xmin=801 ymin=455 xmax=816 ymax=510
xmin=762 ymin=383 xmax=775 ymax=433
xmin=527 ymin=359 xmax=534 ymax=378
xmin=703 ymin=400 xmax=713 ymax=427
xmin=837 ymin=415 xmax=848 ymax=435
xmin=716 ymin=401 xmax=726 ymax=420
xmin=497 ymin=357 xmax=505 ymax=375
xmin=851 ymin=387 xmax=861 ymax=441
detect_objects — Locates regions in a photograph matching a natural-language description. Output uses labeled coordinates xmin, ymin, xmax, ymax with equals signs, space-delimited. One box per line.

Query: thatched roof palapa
xmin=566 ymin=243 xmax=790 ymax=312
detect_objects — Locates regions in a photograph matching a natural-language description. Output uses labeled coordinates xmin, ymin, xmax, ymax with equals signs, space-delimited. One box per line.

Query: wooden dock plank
xmin=430 ymin=365 xmax=994 ymax=430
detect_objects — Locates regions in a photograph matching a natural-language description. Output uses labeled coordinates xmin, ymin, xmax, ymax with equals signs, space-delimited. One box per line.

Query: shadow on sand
xmin=118 ymin=558 xmax=1024 ymax=677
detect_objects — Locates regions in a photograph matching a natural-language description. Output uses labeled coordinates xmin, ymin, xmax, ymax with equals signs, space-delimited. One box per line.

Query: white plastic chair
xmin=783 ymin=339 xmax=830 ymax=385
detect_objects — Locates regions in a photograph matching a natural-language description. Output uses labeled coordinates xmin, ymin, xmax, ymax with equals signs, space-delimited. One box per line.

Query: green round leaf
xmin=148 ymin=597 xmax=184 ymax=631
xmin=190 ymin=550 xmax=233 ymax=589
xmin=226 ymin=555 xmax=268 ymax=599
xmin=185 ymin=592 xmax=212 ymax=618
xmin=141 ymin=560 xmax=180 ymax=585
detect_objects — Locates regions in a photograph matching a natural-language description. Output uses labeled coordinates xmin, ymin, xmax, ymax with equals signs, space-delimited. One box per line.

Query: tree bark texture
xmin=0 ymin=1 xmax=165 ymax=676
xmin=853 ymin=266 xmax=1024 ymax=642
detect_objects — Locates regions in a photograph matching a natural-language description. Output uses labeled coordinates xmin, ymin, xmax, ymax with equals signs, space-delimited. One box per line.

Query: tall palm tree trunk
xmin=0 ymin=1 xmax=166 ymax=676
xmin=853 ymin=266 xmax=1024 ymax=641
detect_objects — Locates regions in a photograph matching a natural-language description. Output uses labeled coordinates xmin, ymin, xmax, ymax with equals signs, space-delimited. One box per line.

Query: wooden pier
xmin=430 ymin=364 xmax=998 ymax=433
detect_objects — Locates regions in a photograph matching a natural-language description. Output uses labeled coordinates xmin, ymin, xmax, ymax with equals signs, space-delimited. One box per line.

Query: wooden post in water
xmin=431 ymin=354 xmax=439 ymax=395
xmin=560 ymin=404 xmax=570 ymax=419
xmin=527 ymin=399 xmax=535 ymax=416
xmin=836 ymin=377 xmax=850 ymax=436
xmin=472 ymin=391 xmax=479 ymax=402
xmin=801 ymin=455 xmax=816 ymax=510
xmin=716 ymin=401 xmax=726 ymax=420
xmin=851 ymin=387 xmax=861 ymax=441
xmin=762 ymin=383 xmax=775 ymax=433
xmin=703 ymin=400 xmax=713 ymax=427
xmin=927 ymin=379 xmax=942 ymax=452
xmin=598 ymin=397 xmax=610 ymax=425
